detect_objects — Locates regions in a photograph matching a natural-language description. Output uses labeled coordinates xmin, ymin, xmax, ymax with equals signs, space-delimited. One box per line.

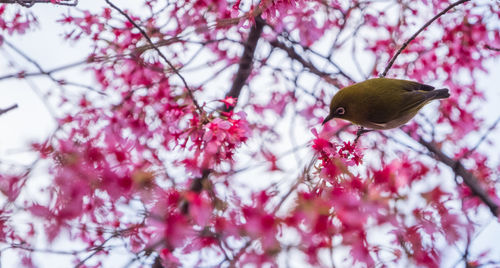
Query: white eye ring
xmin=335 ymin=107 xmax=345 ymax=115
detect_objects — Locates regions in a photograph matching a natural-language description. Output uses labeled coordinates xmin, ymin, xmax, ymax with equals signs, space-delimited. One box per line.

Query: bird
xmin=322 ymin=78 xmax=450 ymax=130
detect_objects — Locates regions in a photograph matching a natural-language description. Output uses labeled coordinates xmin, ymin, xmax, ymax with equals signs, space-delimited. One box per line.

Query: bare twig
xmin=272 ymin=153 xmax=318 ymax=215
xmin=354 ymin=127 xmax=373 ymax=145
xmin=105 ymin=0 xmax=203 ymax=114
xmin=228 ymin=240 xmax=252 ymax=268
xmin=418 ymin=138 xmax=498 ymax=217
xmin=380 ymin=0 xmax=470 ymax=77
xmin=8 ymin=244 xmax=79 ymax=255
xmin=73 ymin=225 xmax=143 ymax=268
xmin=378 ymin=131 xmax=429 ymax=156
xmin=222 ymin=16 xmax=265 ymax=112
xmin=2 ymin=40 xmax=105 ymax=95
xmin=74 ymin=236 xmax=115 ymax=268
xmin=269 ymin=39 xmax=342 ymax=88
xmin=463 ymin=115 xmax=500 ymax=159
xmin=277 ymin=31 xmax=356 ymax=83
xmin=0 ymin=58 xmax=95 ymax=81
xmin=485 ymin=45 xmax=500 ymax=52
xmin=0 ymin=0 xmax=77 ymax=7
xmin=0 ymin=104 xmax=18 ymax=116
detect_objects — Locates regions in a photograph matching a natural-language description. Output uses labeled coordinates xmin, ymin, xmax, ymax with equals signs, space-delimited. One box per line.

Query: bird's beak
xmin=322 ymin=114 xmax=334 ymax=125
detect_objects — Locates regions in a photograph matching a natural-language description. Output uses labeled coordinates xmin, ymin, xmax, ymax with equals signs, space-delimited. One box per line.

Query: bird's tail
xmin=430 ymin=88 xmax=450 ymax=100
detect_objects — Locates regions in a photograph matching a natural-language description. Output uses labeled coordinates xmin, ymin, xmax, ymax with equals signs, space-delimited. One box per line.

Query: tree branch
xmin=380 ymin=0 xmax=470 ymax=77
xmin=0 ymin=104 xmax=18 ymax=116
xmin=275 ymin=30 xmax=356 ymax=83
xmin=74 ymin=235 xmax=116 ymax=268
xmin=228 ymin=240 xmax=252 ymax=268
xmin=463 ymin=115 xmax=500 ymax=159
xmin=222 ymin=16 xmax=265 ymax=112
xmin=105 ymin=0 xmax=203 ymax=115
xmin=418 ymin=138 xmax=498 ymax=217
xmin=485 ymin=45 xmax=500 ymax=52
xmin=140 ymin=18 xmax=266 ymax=259
xmin=0 ymin=55 xmax=114 ymax=81
xmin=2 ymin=40 xmax=105 ymax=95
xmin=0 ymin=0 xmax=77 ymax=7
xmin=269 ymin=39 xmax=342 ymax=88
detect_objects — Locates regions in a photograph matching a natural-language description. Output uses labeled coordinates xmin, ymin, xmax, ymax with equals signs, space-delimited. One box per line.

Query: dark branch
xmin=269 ymin=39 xmax=342 ymax=88
xmin=0 ymin=104 xmax=18 ymax=116
xmin=0 ymin=0 xmax=77 ymax=7
xmin=418 ymin=138 xmax=498 ymax=217
xmin=485 ymin=45 xmax=500 ymax=52
xmin=181 ymin=169 xmax=211 ymax=214
xmin=354 ymin=127 xmax=373 ymax=145
xmin=222 ymin=16 xmax=265 ymax=112
xmin=380 ymin=0 xmax=470 ymax=77
xmin=274 ymin=30 xmax=356 ymax=83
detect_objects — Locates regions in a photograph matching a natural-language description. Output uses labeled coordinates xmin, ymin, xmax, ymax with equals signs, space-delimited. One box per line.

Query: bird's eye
xmin=335 ymin=107 xmax=345 ymax=115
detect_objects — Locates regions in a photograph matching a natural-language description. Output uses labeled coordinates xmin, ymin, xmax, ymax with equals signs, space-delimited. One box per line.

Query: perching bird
xmin=322 ymin=78 xmax=450 ymax=129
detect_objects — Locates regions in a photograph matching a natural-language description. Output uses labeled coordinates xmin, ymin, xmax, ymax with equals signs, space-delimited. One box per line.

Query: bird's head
xmin=322 ymin=90 xmax=351 ymax=125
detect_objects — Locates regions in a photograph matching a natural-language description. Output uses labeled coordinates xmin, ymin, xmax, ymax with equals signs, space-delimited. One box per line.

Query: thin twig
xmin=271 ymin=153 xmax=318 ymax=215
xmin=0 ymin=0 xmax=77 ymax=6
xmin=73 ymin=225 xmax=143 ymax=268
xmin=228 ymin=240 xmax=252 ymax=268
xmin=380 ymin=0 xmax=470 ymax=77
xmin=269 ymin=39 xmax=342 ymax=88
xmin=2 ymin=40 xmax=105 ymax=95
xmin=0 ymin=104 xmax=18 ymax=116
xmin=8 ymin=244 xmax=79 ymax=255
xmin=463 ymin=115 xmax=500 ymax=159
xmin=485 ymin=45 xmax=500 ymax=52
xmin=354 ymin=127 xmax=373 ymax=145
xmin=278 ymin=30 xmax=356 ymax=83
xmin=0 ymin=58 xmax=98 ymax=81
xmin=74 ymin=236 xmax=115 ymax=268
xmin=378 ymin=131 xmax=429 ymax=156
xmin=105 ymin=0 xmax=203 ymax=114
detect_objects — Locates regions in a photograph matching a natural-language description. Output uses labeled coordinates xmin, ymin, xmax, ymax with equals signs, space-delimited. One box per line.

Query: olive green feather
xmin=323 ymin=78 xmax=450 ymax=129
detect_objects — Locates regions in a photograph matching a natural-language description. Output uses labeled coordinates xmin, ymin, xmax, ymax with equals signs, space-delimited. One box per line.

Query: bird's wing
xmin=353 ymin=78 xmax=435 ymax=125
xmin=364 ymin=85 xmax=402 ymax=124
xmin=366 ymin=81 xmax=431 ymax=124
xmin=397 ymin=80 xmax=435 ymax=92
